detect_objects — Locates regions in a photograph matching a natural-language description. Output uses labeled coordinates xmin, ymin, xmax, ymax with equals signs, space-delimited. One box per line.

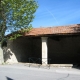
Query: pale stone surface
xmin=5 ymin=48 xmax=18 ymax=64
xmin=41 ymin=37 xmax=48 ymax=64
xmin=5 ymin=40 xmax=18 ymax=64
xmin=0 ymin=46 xmax=4 ymax=64
xmin=50 ymin=64 xmax=73 ymax=67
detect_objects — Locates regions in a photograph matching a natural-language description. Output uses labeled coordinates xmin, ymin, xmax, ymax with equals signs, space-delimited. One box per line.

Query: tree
xmin=0 ymin=0 xmax=38 ymax=42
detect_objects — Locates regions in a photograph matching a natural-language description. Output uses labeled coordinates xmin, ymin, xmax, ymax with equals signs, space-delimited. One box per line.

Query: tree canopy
xmin=0 ymin=0 xmax=38 ymax=42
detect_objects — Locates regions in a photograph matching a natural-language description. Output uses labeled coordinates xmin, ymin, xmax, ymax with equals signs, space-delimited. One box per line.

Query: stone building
xmin=4 ymin=24 xmax=80 ymax=66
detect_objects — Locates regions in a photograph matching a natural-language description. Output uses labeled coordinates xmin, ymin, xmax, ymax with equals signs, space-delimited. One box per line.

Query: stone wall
xmin=4 ymin=35 xmax=80 ymax=64
xmin=5 ymin=37 xmax=41 ymax=63
xmin=0 ymin=46 xmax=4 ymax=64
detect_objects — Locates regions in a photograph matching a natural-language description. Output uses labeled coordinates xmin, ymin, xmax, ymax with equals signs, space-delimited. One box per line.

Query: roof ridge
xmin=33 ymin=24 xmax=80 ymax=29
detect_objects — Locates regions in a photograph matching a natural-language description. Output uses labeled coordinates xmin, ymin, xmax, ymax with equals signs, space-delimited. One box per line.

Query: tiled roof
xmin=24 ymin=24 xmax=80 ymax=36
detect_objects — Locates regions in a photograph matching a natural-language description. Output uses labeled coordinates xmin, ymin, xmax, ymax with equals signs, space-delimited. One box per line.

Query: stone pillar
xmin=0 ymin=45 xmax=4 ymax=64
xmin=41 ymin=37 xmax=48 ymax=65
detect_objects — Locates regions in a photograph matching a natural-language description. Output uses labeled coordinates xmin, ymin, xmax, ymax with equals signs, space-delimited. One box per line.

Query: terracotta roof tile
xmin=25 ymin=24 xmax=80 ymax=36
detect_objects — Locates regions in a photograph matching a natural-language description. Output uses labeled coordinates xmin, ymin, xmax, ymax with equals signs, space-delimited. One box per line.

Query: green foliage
xmin=9 ymin=34 xmax=22 ymax=40
xmin=0 ymin=0 xmax=38 ymax=42
xmin=9 ymin=24 xmax=33 ymax=40
xmin=21 ymin=24 xmax=33 ymax=33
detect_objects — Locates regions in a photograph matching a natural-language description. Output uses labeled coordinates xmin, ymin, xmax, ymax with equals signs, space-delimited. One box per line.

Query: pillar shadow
xmin=6 ymin=76 xmax=14 ymax=80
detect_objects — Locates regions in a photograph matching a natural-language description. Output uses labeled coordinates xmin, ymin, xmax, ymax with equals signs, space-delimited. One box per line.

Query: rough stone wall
xmin=48 ymin=35 xmax=80 ymax=64
xmin=4 ymin=40 xmax=18 ymax=63
xmin=5 ymin=37 xmax=41 ymax=64
xmin=0 ymin=46 xmax=4 ymax=64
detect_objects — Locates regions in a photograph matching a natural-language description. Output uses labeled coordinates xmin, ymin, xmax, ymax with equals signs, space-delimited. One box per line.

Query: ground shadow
xmin=6 ymin=76 xmax=14 ymax=80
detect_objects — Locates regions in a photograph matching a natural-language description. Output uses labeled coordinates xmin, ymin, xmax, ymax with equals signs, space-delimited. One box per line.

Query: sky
xmin=31 ymin=0 xmax=80 ymax=28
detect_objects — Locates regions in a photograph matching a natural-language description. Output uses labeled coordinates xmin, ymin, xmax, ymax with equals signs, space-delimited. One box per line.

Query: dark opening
xmin=48 ymin=35 xmax=80 ymax=65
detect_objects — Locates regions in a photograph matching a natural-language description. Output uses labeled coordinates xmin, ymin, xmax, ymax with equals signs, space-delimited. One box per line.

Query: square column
xmin=0 ymin=45 xmax=4 ymax=64
xmin=41 ymin=37 xmax=48 ymax=64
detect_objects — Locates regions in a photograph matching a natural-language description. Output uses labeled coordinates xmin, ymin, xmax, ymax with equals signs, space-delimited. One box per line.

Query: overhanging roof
xmin=24 ymin=24 xmax=80 ymax=36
